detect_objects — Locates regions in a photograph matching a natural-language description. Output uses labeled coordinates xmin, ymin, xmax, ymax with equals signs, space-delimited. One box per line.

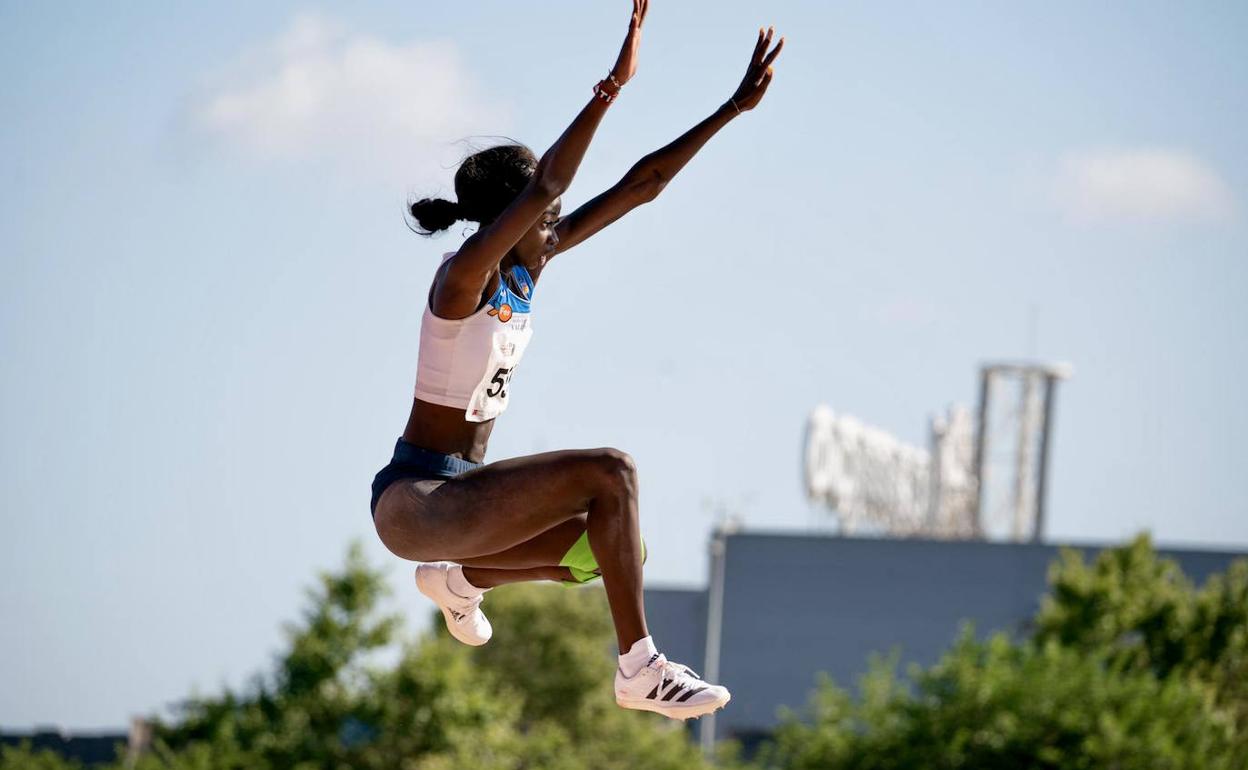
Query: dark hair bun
xmin=406 ymin=142 xmax=536 ymax=238
xmin=409 ymin=197 xmax=462 ymax=234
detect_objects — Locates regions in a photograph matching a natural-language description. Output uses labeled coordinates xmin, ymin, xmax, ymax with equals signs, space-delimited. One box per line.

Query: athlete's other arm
xmin=549 ymin=27 xmax=784 ymax=258
xmin=436 ymin=0 xmax=651 ymax=316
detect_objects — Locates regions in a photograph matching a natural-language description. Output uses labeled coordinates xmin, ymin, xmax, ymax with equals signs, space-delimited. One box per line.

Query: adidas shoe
xmin=615 ymin=653 xmax=731 ymax=720
xmin=415 ymin=562 xmax=492 ymax=646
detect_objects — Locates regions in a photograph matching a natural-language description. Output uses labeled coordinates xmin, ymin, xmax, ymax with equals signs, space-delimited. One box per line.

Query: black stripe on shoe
xmin=676 ymin=686 xmax=707 ymax=703
xmin=661 ymin=684 xmax=686 ymax=702
xmin=647 ymin=677 xmax=676 ymax=700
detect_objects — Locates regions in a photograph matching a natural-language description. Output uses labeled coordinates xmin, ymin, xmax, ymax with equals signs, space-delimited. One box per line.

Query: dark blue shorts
xmin=370 ymin=438 xmax=483 ymax=516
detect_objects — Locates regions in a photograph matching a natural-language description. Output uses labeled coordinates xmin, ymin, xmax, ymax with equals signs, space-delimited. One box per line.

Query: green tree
xmin=146 ymin=541 xmax=416 ymax=769
xmin=1036 ymin=534 xmax=1197 ymax=677
xmin=764 ymin=632 xmax=1237 ymax=770
xmin=112 ymin=543 xmax=715 ymax=770
xmin=451 ymin=583 xmax=716 ymax=770
xmin=465 ymin=582 xmax=617 ymax=727
xmin=1036 ymin=534 xmax=1248 ymax=736
xmin=0 ymin=744 xmax=83 ymax=770
xmin=1191 ymin=560 xmax=1248 ymax=734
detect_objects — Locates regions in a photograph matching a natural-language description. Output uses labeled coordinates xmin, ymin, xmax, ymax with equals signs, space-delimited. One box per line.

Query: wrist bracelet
xmin=607 ymin=72 xmax=624 ymax=90
xmin=593 ymin=80 xmax=618 ymax=104
xmin=729 ymin=98 xmax=742 ymax=115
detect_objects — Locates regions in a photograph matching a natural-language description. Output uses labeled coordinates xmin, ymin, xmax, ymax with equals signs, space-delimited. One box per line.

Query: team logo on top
xmin=489 ymin=304 xmax=513 ymax=323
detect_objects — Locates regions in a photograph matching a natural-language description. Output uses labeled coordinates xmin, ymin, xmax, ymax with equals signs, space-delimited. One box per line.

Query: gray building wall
xmin=645 ymin=532 xmax=1246 ymax=742
xmin=638 ymin=587 xmax=706 ymax=672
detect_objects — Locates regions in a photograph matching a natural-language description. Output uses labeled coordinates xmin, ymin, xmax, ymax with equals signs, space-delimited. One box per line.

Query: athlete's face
xmin=513 ymin=199 xmax=561 ymax=264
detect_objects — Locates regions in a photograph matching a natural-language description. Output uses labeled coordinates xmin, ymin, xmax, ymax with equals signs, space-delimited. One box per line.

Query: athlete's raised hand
xmin=610 ymin=0 xmax=650 ymax=86
xmin=729 ymin=26 xmax=784 ymax=113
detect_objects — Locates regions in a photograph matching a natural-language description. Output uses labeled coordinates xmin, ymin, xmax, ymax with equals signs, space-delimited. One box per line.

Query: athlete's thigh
xmin=375 ymin=448 xmax=616 ymax=562
xmin=456 ymin=514 xmax=588 ymax=570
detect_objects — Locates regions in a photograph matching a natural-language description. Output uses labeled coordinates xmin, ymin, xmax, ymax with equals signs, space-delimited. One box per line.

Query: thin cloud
xmin=188 ymin=13 xmax=509 ymax=181
xmin=1054 ymin=148 xmax=1235 ymax=224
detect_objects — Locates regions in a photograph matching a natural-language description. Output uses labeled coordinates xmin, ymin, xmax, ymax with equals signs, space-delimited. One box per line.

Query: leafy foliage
xmin=0 ymin=744 xmax=83 ymax=770
xmin=1 ymin=542 xmax=711 ymax=770
xmin=6 ymin=535 xmax=1243 ymax=770
xmin=764 ymin=633 xmax=1237 ymax=770
xmin=1035 ymin=534 xmax=1248 ymax=735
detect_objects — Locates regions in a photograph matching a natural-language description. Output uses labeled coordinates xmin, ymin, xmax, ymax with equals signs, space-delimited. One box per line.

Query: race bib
xmin=464 ymin=317 xmax=532 ymax=422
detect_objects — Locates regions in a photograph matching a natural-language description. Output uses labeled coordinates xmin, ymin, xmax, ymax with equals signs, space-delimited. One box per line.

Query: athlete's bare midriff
xmin=402 ymin=397 xmax=496 ymax=463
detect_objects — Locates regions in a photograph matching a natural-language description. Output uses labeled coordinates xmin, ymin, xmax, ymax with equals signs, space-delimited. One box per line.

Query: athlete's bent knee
xmin=587 ymin=447 xmax=637 ymax=494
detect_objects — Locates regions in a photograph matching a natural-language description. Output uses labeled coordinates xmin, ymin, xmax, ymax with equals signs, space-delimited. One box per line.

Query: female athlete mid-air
xmin=371 ymin=1 xmax=783 ymax=720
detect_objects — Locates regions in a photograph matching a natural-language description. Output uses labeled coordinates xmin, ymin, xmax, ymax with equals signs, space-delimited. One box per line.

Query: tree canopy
xmin=4 ymin=535 xmax=1244 ymax=770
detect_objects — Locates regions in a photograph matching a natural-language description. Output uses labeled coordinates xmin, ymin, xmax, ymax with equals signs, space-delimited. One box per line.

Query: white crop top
xmin=414 ymin=252 xmax=536 ymax=423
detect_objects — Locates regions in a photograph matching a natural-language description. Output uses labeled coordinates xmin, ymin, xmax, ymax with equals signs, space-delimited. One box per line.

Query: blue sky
xmin=2 ymin=0 xmax=1246 ymax=729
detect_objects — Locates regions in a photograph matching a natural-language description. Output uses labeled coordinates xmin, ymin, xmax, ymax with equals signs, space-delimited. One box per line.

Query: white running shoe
xmin=615 ymin=653 xmax=731 ymax=720
xmin=415 ymin=562 xmax=492 ymax=647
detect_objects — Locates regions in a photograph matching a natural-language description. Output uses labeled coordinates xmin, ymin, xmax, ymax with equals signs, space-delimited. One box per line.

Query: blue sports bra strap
xmin=511 ymin=265 xmax=535 ymax=297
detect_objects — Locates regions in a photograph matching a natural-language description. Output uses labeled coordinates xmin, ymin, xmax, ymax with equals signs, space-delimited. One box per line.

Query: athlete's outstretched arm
xmin=549 ymin=26 xmax=784 ymax=258
xmin=439 ymin=0 xmax=650 ymax=309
